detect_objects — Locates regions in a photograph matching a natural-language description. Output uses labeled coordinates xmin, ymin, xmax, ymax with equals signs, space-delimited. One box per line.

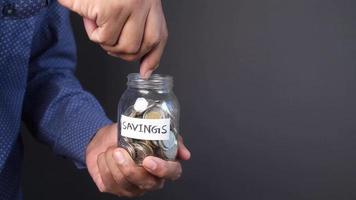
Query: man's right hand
xmin=58 ymin=0 xmax=168 ymax=79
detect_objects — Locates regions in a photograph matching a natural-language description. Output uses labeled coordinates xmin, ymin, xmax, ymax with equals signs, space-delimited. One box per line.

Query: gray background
xmin=22 ymin=0 xmax=356 ymax=199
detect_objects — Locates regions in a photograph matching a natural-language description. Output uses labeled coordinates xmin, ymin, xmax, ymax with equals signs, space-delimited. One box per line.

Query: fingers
xmin=114 ymin=7 xmax=150 ymax=54
xmin=177 ymin=135 xmax=191 ymax=160
xmin=90 ymin=8 xmax=130 ymax=45
xmin=111 ymin=148 xmax=164 ymax=190
xmin=83 ymin=17 xmax=97 ymax=38
xmin=102 ymin=4 xmax=163 ymax=60
xmin=97 ymin=153 xmax=145 ymax=197
xmin=142 ymin=156 xmax=182 ymax=180
xmin=139 ymin=2 xmax=167 ymax=78
xmin=102 ymin=0 xmax=167 ymax=79
xmin=60 ymin=0 xmax=168 ymax=78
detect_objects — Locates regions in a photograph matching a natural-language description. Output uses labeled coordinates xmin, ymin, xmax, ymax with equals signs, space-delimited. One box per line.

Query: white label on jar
xmin=121 ymin=115 xmax=170 ymax=140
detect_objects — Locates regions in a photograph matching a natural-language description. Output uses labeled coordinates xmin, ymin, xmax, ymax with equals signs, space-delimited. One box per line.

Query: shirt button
xmin=2 ymin=4 xmax=16 ymax=17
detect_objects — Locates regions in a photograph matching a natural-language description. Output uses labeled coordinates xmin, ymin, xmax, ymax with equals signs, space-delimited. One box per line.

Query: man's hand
xmin=86 ymin=123 xmax=191 ymax=197
xmin=58 ymin=0 xmax=168 ymax=79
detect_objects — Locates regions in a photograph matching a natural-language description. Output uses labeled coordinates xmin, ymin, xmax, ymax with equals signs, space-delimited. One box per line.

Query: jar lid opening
xmin=127 ymin=73 xmax=173 ymax=90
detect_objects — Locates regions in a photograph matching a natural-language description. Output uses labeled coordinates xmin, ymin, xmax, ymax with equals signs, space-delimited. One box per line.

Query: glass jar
xmin=118 ymin=73 xmax=180 ymax=165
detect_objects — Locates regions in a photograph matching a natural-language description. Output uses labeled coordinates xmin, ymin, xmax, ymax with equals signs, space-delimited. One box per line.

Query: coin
xmin=160 ymin=131 xmax=177 ymax=149
xmin=124 ymin=106 xmax=138 ymax=117
xmin=133 ymin=97 xmax=149 ymax=113
xmin=121 ymin=98 xmax=178 ymax=163
xmin=122 ymin=136 xmax=133 ymax=144
xmin=133 ymin=142 xmax=154 ymax=164
xmin=124 ymin=143 xmax=136 ymax=160
xmin=143 ymin=106 xmax=167 ymax=119
xmin=160 ymin=101 xmax=175 ymax=118
xmin=160 ymin=131 xmax=178 ymax=160
xmin=150 ymin=140 xmax=160 ymax=147
xmin=154 ymin=147 xmax=166 ymax=159
xmin=163 ymin=145 xmax=178 ymax=160
xmin=142 ymin=139 xmax=154 ymax=147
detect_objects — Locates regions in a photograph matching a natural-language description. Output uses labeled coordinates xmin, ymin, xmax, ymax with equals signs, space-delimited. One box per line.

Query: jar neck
xmin=127 ymin=73 xmax=173 ymax=90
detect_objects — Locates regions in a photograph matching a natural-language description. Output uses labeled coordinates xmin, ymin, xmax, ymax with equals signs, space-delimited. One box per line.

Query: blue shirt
xmin=0 ymin=1 xmax=112 ymax=199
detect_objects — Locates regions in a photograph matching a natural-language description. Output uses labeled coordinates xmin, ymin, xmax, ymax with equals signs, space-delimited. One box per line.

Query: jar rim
xmin=127 ymin=73 xmax=173 ymax=89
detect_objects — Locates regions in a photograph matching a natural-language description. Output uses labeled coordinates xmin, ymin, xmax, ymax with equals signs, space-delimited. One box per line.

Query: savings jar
xmin=118 ymin=73 xmax=180 ymax=165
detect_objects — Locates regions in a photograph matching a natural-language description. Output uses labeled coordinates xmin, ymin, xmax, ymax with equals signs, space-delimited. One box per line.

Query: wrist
xmin=85 ymin=123 xmax=118 ymax=166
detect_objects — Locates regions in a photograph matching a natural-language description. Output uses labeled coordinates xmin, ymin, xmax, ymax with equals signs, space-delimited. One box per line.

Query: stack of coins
xmin=120 ymin=97 xmax=178 ymax=165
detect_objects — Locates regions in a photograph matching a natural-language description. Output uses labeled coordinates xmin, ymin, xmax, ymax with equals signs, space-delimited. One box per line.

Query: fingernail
xmin=113 ymin=150 xmax=126 ymax=165
xmin=142 ymin=69 xmax=154 ymax=80
xmin=144 ymin=159 xmax=157 ymax=171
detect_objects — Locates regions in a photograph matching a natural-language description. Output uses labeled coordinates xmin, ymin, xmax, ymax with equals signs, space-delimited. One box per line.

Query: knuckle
xmin=155 ymin=168 xmax=167 ymax=178
xmin=112 ymin=0 xmax=123 ymax=10
xmin=123 ymin=168 xmax=135 ymax=178
xmin=117 ymin=44 xmax=140 ymax=54
xmin=146 ymin=36 xmax=160 ymax=48
xmin=113 ymin=175 xmax=123 ymax=185
xmin=129 ymin=0 xmax=144 ymax=8
xmin=91 ymin=34 xmax=107 ymax=44
xmin=97 ymin=152 xmax=106 ymax=164
xmin=143 ymin=180 xmax=158 ymax=190
xmin=122 ymin=55 xmax=139 ymax=62
xmin=104 ymin=150 xmax=113 ymax=163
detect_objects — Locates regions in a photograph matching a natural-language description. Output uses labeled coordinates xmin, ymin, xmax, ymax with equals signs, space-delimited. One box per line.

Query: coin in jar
xmin=160 ymin=131 xmax=178 ymax=160
xmin=133 ymin=97 xmax=149 ymax=113
xmin=124 ymin=142 xmax=136 ymax=160
xmin=133 ymin=142 xmax=154 ymax=164
xmin=123 ymin=106 xmax=138 ymax=117
xmin=122 ymin=136 xmax=133 ymax=144
xmin=143 ymin=106 xmax=167 ymax=119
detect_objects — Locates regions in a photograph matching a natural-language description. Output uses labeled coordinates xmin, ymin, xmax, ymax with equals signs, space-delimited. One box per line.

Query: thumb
xmin=58 ymin=0 xmax=92 ymax=18
xmin=57 ymin=0 xmax=76 ymax=11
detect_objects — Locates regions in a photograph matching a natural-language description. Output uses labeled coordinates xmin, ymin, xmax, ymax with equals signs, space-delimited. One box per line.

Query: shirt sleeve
xmin=22 ymin=2 xmax=112 ymax=168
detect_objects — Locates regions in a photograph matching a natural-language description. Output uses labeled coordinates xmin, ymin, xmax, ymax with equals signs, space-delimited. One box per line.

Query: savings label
xmin=121 ymin=115 xmax=170 ymax=140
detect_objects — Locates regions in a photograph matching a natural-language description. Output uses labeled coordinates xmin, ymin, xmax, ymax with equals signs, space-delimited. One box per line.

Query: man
xmin=0 ymin=0 xmax=191 ymax=199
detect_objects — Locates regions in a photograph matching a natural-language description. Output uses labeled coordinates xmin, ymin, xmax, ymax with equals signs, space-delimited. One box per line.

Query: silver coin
xmin=133 ymin=97 xmax=149 ymax=113
xmin=123 ymin=106 xmax=138 ymax=117
xmin=160 ymin=131 xmax=177 ymax=149
xmin=159 ymin=101 xmax=177 ymax=121
xmin=133 ymin=98 xmax=157 ymax=115
xmin=160 ymin=131 xmax=178 ymax=160
xmin=163 ymin=145 xmax=178 ymax=160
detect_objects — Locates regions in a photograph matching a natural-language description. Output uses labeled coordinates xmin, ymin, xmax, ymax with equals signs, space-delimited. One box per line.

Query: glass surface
xmin=117 ymin=73 xmax=180 ymax=164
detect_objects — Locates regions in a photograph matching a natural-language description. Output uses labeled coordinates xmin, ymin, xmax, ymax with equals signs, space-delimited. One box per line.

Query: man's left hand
xmin=85 ymin=123 xmax=191 ymax=197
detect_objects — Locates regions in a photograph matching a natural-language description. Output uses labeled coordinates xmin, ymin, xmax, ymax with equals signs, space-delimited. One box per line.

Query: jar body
xmin=118 ymin=74 xmax=180 ymax=164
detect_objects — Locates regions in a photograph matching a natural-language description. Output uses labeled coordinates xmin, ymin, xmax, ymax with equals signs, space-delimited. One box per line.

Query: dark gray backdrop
xmin=22 ymin=0 xmax=356 ymax=199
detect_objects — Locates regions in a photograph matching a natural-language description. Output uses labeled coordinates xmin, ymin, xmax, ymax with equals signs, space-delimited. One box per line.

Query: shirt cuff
xmin=53 ymin=104 xmax=112 ymax=169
